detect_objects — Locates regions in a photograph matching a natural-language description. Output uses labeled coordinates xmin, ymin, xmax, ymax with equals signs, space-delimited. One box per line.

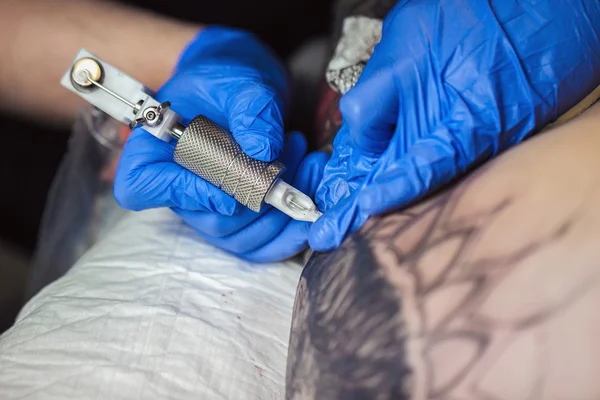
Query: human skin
xmin=0 ymin=0 xmax=200 ymax=125
xmin=286 ymin=100 xmax=600 ymax=399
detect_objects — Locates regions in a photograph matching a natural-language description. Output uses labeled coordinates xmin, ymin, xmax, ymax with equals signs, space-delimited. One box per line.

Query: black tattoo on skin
xmin=286 ymin=235 xmax=413 ymax=400
xmin=286 ymin=166 xmax=596 ymax=399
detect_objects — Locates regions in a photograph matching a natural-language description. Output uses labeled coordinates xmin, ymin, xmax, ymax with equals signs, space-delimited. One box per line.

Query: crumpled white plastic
xmin=0 ymin=208 xmax=301 ymax=400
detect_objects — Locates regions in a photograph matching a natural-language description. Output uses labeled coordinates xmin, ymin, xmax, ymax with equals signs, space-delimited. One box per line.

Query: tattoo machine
xmin=61 ymin=49 xmax=322 ymax=222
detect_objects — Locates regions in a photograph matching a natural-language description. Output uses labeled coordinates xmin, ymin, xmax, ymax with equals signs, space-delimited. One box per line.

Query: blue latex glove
xmin=310 ymin=0 xmax=600 ymax=252
xmin=114 ymin=26 xmax=288 ymax=214
xmin=173 ymin=132 xmax=328 ymax=262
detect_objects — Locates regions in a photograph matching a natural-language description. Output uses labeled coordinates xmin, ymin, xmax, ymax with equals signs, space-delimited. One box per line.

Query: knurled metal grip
xmin=173 ymin=115 xmax=285 ymax=212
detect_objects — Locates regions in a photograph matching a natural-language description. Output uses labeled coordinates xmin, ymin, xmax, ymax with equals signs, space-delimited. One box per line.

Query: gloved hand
xmin=173 ymin=132 xmax=328 ymax=262
xmin=114 ymin=25 xmax=288 ymax=214
xmin=310 ymin=0 xmax=600 ymax=251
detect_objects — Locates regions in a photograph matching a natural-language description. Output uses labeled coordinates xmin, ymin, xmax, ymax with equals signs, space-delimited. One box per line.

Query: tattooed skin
xmin=287 ymin=137 xmax=600 ymax=399
xmin=287 ymin=229 xmax=412 ymax=399
xmin=293 ymin=0 xmax=600 ymax=396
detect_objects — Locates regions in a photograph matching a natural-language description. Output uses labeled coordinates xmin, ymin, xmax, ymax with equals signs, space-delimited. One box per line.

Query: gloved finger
xmin=316 ymin=29 xmax=431 ymax=210
xmin=226 ymin=82 xmax=286 ymax=162
xmin=200 ymin=150 xmax=328 ymax=257
xmin=278 ymin=131 xmax=308 ymax=183
xmin=114 ymin=127 xmax=237 ymax=215
xmin=339 ymin=60 xmax=398 ymax=156
xmin=171 ymin=132 xmax=308 ymax=238
xmin=240 ymin=221 xmax=310 ymax=263
xmin=308 ymin=194 xmax=367 ymax=252
xmin=342 ymin=1 xmax=445 ymax=159
xmin=172 ymin=206 xmax=269 ymax=238
xmin=314 ymin=125 xmax=382 ymax=212
xmin=154 ymin=70 xmax=228 ymax=128
xmin=358 ymin=123 xmax=468 ymax=216
xmin=201 ymin=208 xmax=289 ymax=254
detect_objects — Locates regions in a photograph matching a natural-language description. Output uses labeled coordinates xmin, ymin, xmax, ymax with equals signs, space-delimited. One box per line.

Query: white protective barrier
xmin=0 ymin=208 xmax=301 ymax=399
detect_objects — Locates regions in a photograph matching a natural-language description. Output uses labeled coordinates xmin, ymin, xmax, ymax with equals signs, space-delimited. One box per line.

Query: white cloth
xmin=0 ymin=209 xmax=301 ymax=399
xmin=325 ymin=16 xmax=382 ymax=94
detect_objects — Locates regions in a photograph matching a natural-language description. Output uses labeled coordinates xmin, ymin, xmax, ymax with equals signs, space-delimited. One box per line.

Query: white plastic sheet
xmin=0 ymin=208 xmax=301 ymax=399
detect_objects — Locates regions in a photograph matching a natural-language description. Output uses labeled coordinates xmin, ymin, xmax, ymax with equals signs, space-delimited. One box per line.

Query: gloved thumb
xmin=358 ymin=122 xmax=474 ymax=217
xmin=339 ymin=60 xmax=398 ymax=156
xmin=226 ymin=82 xmax=285 ymax=162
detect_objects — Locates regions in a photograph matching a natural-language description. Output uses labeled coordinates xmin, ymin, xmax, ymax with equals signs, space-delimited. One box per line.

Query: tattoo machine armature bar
xmin=61 ymin=49 xmax=322 ymax=222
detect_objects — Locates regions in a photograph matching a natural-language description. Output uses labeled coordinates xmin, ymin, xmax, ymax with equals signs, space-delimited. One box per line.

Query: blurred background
xmin=0 ymin=0 xmax=334 ymax=332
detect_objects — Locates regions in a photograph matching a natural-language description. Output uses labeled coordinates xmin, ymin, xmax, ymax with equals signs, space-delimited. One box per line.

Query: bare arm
xmin=0 ymin=0 xmax=201 ymax=125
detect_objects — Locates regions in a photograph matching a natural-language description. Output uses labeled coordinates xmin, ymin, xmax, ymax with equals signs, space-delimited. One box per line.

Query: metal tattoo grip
xmin=173 ymin=116 xmax=285 ymax=212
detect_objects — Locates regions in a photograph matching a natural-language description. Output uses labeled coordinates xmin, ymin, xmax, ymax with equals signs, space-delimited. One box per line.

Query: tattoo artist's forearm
xmin=0 ymin=0 xmax=200 ymax=124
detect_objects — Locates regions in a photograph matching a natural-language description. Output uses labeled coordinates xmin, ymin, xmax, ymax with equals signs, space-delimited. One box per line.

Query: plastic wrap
xmin=26 ymin=106 xmax=126 ymax=300
xmin=2 ymin=208 xmax=299 ymax=400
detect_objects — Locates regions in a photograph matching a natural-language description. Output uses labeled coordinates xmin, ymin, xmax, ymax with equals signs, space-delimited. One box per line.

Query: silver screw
xmin=143 ymin=107 xmax=160 ymax=125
